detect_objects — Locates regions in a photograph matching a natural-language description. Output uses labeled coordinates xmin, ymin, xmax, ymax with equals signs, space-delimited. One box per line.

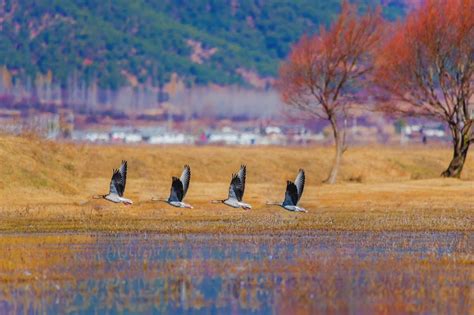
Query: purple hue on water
xmin=0 ymin=231 xmax=471 ymax=314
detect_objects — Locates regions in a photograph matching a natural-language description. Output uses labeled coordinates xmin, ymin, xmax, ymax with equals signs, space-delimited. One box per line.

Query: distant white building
xmin=124 ymin=133 xmax=142 ymax=143
xmin=148 ymin=133 xmax=194 ymax=144
xmin=239 ymin=132 xmax=260 ymax=145
xmin=265 ymin=126 xmax=282 ymax=134
xmin=208 ymin=132 xmax=240 ymax=145
xmin=85 ymin=132 xmax=110 ymax=142
xmin=111 ymin=131 xmax=127 ymax=141
xmin=423 ymin=128 xmax=445 ymax=138
xmin=404 ymin=123 xmax=446 ymax=139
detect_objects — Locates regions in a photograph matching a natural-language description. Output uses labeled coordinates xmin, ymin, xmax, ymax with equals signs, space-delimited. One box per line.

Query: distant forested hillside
xmin=0 ymin=0 xmax=407 ymax=88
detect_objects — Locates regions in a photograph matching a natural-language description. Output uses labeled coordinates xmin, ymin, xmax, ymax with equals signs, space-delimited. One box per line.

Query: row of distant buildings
xmin=71 ymin=122 xmax=448 ymax=146
xmin=72 ymin=126 xmax=325 ymax=146
xmin=0 ymin=107 xmax=450 ymax=146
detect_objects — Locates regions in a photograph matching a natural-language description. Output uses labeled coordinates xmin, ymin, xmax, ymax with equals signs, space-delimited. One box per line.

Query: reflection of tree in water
xmin=0 ymin=232 xmax=471 ymax=314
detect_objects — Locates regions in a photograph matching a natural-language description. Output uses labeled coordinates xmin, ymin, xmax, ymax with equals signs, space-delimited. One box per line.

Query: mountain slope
xmin=0 ymin=0 xmax=407 ymax=88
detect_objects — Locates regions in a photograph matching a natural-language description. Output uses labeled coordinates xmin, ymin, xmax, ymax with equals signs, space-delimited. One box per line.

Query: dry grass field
xmin=0 ymin=134 xmax=472 ymax=233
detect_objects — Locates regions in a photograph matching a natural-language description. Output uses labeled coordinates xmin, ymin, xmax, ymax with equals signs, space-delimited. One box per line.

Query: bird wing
xmin=294 ymin=169 xmax=305 ymax=203
xmin=169 ymin=177 xmax=184 ymax=202
xmin=109 ymin=169 xmax=124 ymax=197
xmin=180 ymin=165 xmax=191 ymax=199
xmin=283 ymin=181 xmax=298 ymax=206
xmin=238 ymin=165 xmax=246 ymax=197
xmin=228 ymin=173 xmax=243 ymax=201
xmin=119 ymin=160 xmax=128 ymax=195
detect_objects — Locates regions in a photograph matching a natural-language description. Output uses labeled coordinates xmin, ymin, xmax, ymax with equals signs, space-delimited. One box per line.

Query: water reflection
xmin=0 ymin=232 xmax=471 ymax=314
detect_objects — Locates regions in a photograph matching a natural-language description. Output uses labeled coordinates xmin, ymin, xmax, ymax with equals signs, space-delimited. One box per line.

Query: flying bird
xmin=211 ymin=165 xmax=251 ymax=210
xmin=93 ymin=160 xmax=133 ymax=205
xmin=267 ymin=169 xmax=306 ymax=212
xmin=152 ymin=165 xmax=193 ymax=208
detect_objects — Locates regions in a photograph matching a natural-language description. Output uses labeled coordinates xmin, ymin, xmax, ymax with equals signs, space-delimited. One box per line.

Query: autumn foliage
xmin=278 ymin=1 xmax=383 ymax=183
xmin=374 ymin=0 xmax=474 ymax=177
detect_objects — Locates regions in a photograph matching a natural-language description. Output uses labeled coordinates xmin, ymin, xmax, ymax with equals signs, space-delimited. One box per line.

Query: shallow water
xmin=0 ymin=231 xmax=471 ymax=314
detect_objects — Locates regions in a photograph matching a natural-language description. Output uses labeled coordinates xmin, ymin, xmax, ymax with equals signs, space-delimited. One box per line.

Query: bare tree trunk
xmin=325 ymin=116 xmax=346 ymax=184
xmin=441 ymin=122 xmax=472 ymax=178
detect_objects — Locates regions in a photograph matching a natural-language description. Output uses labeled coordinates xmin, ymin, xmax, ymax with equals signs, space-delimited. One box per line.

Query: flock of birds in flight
xmin=94 ymin=161 xmax=307 ymax=212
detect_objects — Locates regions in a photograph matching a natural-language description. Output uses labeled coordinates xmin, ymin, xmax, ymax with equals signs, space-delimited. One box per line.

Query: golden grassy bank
xmin=0 ymin=134 xmax=472 ymax=233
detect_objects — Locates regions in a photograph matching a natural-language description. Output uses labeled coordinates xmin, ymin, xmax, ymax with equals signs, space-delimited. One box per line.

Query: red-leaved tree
xmin=375 ymin=0 xmax=474 ymax=177
xmin=277 ymin=1 xmax=383 ymax=184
